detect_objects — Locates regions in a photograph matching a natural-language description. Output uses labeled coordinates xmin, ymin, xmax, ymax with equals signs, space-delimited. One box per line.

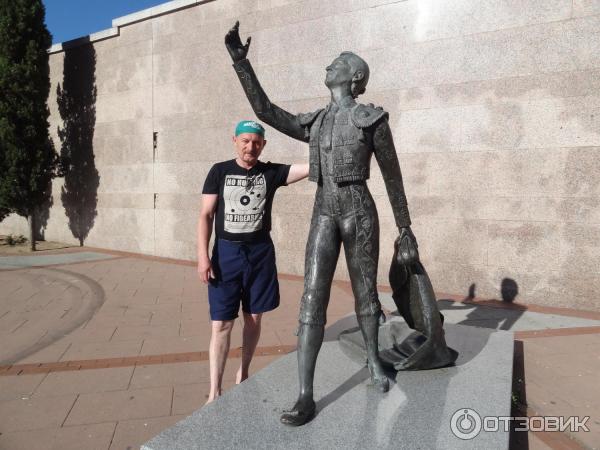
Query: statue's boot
xmin=280 ymin=396 xmax=316 ymax=427
xmin=358 ymin=314 xmax=389 ymax=393
xmin=280 ymin=323 xmax=323 ymax=426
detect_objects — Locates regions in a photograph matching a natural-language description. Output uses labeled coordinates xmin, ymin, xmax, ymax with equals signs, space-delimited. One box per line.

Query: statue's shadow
xmin=325 ymin=313 xmax=492 ymax=369
xmin=315 ymin=313 xmax=494 ymax=437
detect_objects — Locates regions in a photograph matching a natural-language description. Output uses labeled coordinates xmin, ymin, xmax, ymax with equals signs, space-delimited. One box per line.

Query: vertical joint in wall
xmin=154 ymin=193 xmax=158 ymax=209
xmin=153 ymin=131 xmax=158 ymax=162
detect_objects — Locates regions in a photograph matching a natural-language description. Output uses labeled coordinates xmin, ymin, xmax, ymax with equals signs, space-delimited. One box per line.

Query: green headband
xmin=235 ymin=120 xmax=265 ymax=137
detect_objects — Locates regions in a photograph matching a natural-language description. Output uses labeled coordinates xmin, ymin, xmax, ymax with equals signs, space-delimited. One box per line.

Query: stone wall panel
xmin=573 ymin=0 xmax=600 ymax=18
xmin=2 ymin=0 xmax=598 ymax=310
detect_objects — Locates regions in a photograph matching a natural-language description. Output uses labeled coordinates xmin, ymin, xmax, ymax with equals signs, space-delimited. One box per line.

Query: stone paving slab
xmin=0 ymin=394 xmax=77 ymax=433
xmin=0 ymin=422 xmax=117 ymax=450
xmin=109 ymin=416 xmax=187 ymax=450
xmin=17 ymin=341 xmax=72 ymax=364
xmin=129 ymin=362 xmax=210 ymax=390
xmin=0 ymin=373 xmax=46 ymax=401
xmin=64 ymin=386 xmax=173 ymax=426
xmin=33 ymin=366 xmax=135 ymax=397
xmin=60 ymin=340 xmax=144 ymax=361
xmin=172 ymin=383 xmax=211 ymax=416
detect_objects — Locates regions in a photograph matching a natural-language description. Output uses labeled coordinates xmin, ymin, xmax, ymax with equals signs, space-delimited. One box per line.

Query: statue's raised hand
xmin=395 ymin=227 xmax=419 ymax=266
xmin=225 ymin=21 xmax=251 ymax=62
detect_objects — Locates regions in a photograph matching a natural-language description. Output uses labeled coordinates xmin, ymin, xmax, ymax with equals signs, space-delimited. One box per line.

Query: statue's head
xmin=325 ymin=51 xmax=370 ymax=98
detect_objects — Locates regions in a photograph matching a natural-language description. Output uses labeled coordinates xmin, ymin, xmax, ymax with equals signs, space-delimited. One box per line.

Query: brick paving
xmin=516 ymin=333 xmax=600 ymax=449
xmin=0 ymin=248 xmax=598 ymax=450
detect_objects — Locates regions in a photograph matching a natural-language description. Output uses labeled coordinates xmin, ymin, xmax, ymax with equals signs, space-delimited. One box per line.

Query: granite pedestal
xmin=142 ymin=318 xmax=513 ymax=450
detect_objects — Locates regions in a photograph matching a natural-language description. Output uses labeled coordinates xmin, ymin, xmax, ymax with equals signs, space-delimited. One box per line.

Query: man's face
xmin=325 ymin=55 xmax=354 ymax=89
xmin=233 ymin=133 xmax=266 ymax=165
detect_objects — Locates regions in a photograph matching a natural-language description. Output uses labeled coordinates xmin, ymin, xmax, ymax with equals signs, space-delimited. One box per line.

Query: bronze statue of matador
xmin=225 ymin=22 xmax=421 ymax=426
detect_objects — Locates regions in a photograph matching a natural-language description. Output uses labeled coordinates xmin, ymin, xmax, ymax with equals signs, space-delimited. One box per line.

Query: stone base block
xmin=142 ymin=321 xmax=513 ymax=450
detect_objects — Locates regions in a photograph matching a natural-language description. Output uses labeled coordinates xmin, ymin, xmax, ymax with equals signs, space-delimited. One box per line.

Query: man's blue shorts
xmin=208 ymin=238 xmax=280 ymax=321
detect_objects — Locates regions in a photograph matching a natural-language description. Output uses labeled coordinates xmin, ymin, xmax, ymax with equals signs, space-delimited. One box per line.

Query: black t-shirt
xmin=202 ymin=159 xmax=291 ymax=242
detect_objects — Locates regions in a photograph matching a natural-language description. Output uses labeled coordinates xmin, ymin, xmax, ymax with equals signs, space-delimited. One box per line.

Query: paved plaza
xmin=0 ymin=248 xmax=598 ymax=449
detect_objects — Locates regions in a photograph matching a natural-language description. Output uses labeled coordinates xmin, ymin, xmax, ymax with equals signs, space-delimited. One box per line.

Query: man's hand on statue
xmin=395 ymin=226 xmax=419 ymax=266
xmin=198 ymin=256 xmax=214 ymax=284
xmin=225 ymin=21 xmax=251 ymax=62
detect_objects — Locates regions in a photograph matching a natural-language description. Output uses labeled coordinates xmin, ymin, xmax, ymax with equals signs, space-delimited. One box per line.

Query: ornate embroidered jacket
xmin=232 ymin=58 xmax=411 ymax=228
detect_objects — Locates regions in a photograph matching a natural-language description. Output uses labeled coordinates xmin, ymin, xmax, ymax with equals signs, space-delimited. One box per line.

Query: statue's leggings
xmin=299 ymin=182 xmax=381 ymax=325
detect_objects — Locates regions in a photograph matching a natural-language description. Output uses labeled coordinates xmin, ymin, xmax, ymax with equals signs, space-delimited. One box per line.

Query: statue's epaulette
xmin=351 ymin=103 xmax=389 ymax=128
xmin=297 ymin=109 xmax=324 ymax=127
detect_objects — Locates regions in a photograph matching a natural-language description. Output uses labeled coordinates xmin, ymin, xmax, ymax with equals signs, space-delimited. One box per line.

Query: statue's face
xmin=325 ymin=55 xmax=353 ymax=89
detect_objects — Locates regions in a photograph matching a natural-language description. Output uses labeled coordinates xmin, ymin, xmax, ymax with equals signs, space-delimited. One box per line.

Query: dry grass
xmin=0 ymin=235 xmax=77 ymax=255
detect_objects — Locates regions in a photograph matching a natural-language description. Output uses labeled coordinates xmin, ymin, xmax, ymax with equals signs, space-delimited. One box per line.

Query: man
xmin=225 ymin=22 xmax=419 ymax=425
xmin=197 ymin=120 xmax=309 ymax=403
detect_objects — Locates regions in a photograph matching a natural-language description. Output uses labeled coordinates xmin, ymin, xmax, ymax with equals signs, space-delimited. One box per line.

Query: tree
xmin=0 ymin=0 xmax=56 ymax=250
xmin=0 ymin=82 xmax=9 ymax=224
xmin=0 ymin=155 xmax=9 ymax=222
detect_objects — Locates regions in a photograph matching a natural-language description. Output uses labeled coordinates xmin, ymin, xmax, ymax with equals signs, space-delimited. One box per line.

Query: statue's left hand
xmin=395 ymin=227 xmax=419 ymax=266
xmin=225 ymin=21 xmax=251 ymax=62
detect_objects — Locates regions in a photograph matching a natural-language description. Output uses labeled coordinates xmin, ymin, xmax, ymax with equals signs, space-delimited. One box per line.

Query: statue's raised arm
xmin=225 ymin=22 xmax=307 ymax=142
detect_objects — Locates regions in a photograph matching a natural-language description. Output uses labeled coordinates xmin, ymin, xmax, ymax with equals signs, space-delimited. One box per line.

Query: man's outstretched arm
xmin=225 ymin=22 xmax=307 ymax=143
xmin=286 ymin=163 xmax=309 ymax=184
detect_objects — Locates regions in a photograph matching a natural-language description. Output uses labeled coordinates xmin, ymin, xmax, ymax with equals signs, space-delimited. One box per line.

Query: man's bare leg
xmin=207 ymin=319 xmax=234 ymax=403
xmin=236 ymin=312 xmax=262 ymax=384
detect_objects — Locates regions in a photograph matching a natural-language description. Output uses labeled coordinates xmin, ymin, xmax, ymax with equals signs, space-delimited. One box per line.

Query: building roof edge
xmin=48 ymin=0 xmax=215 ymax=53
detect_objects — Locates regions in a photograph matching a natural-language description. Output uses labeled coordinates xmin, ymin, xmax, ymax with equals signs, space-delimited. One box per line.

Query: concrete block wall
xmin=2 ymin=0 xmax=599 ymax=310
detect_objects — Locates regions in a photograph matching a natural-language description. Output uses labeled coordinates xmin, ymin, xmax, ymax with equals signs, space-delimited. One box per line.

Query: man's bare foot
xmin=205 ymin=390 xmax=221 ymax=405
xmin=236 ymin=367 xmax=248 ymax=384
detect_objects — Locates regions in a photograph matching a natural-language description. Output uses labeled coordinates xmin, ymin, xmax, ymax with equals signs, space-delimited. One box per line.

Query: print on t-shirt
xmin=223 ymin=174 xmax=267 ymax=233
